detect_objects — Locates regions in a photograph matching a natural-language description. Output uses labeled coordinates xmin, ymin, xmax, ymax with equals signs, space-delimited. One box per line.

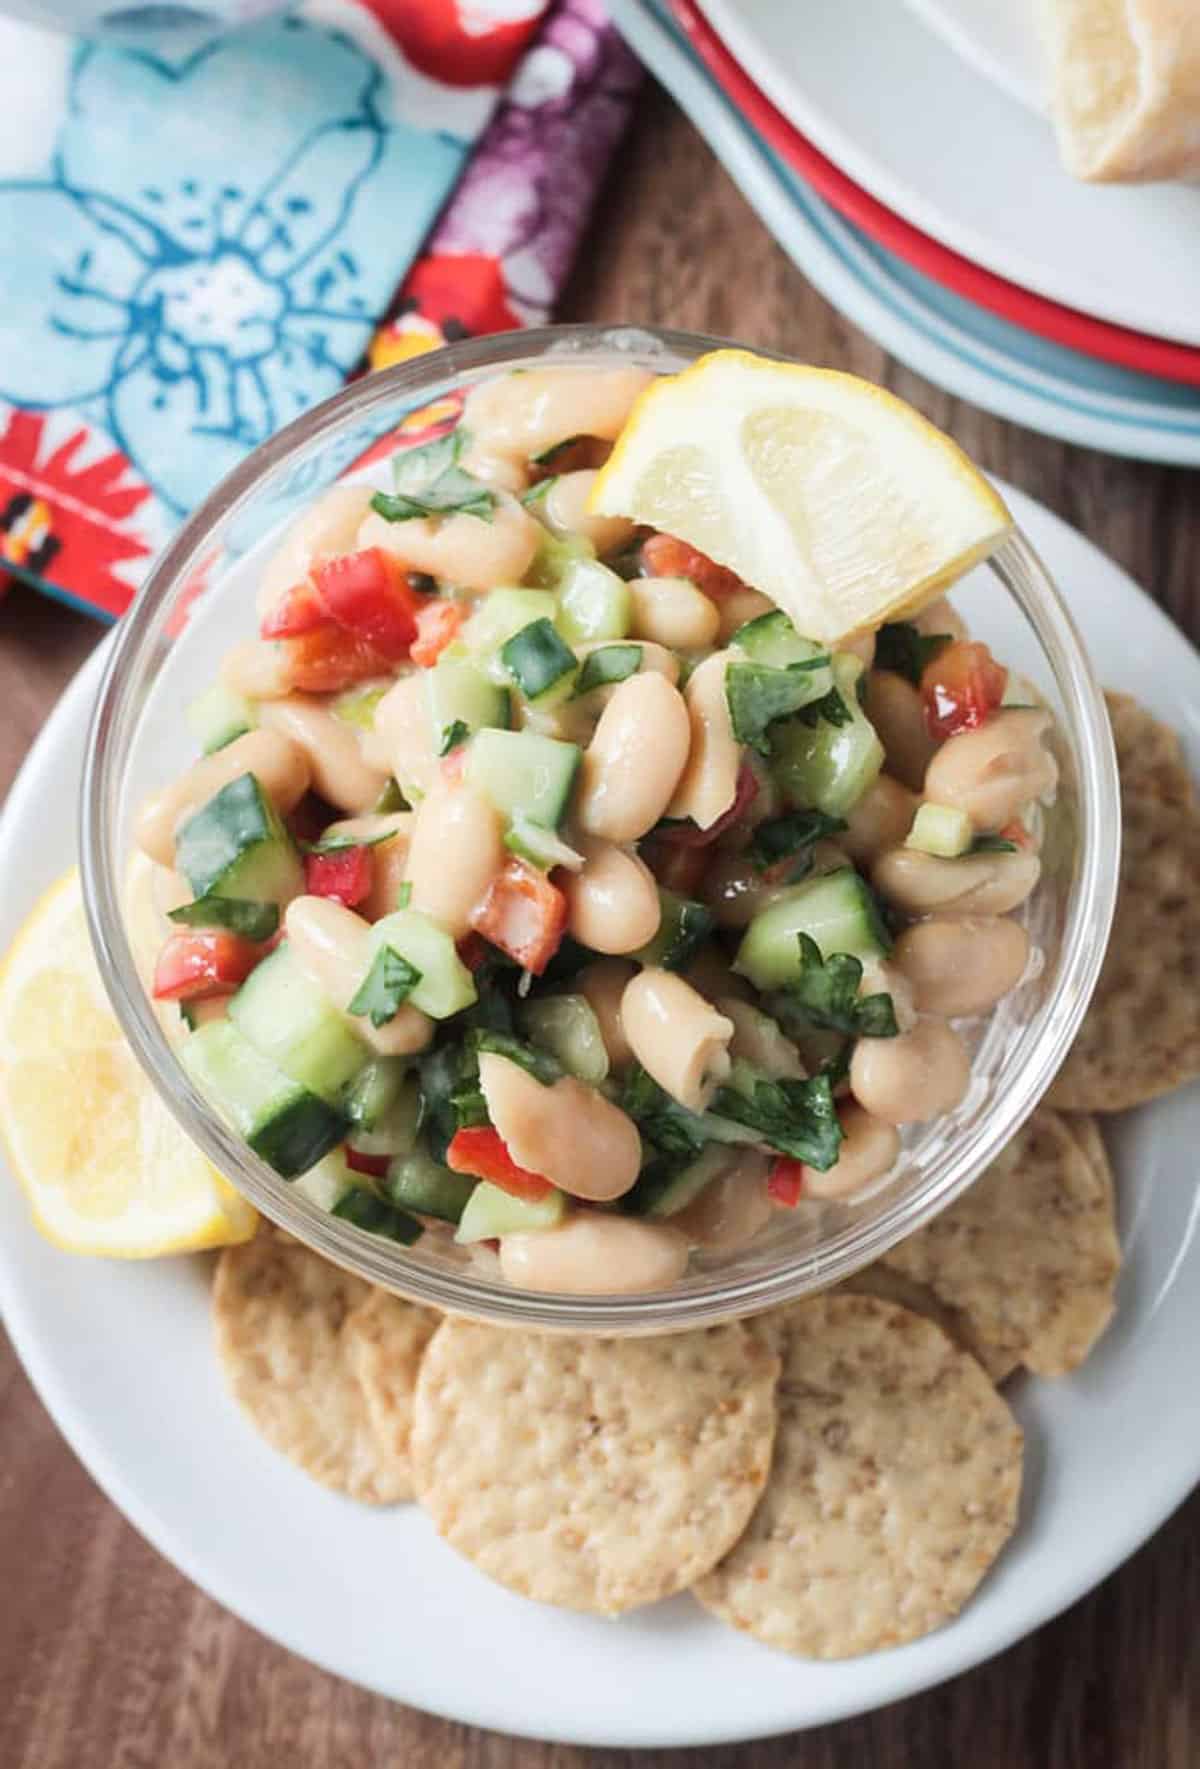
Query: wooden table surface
xmin=2 ymin=85 xmax=1198 ymax=1769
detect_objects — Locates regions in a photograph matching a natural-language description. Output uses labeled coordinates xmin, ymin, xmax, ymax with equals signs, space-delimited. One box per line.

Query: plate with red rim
xmin=691 ymin=0 xmax=1200 ymax=350
xmin=2 ymin=481 xmax=1200 ymax=1744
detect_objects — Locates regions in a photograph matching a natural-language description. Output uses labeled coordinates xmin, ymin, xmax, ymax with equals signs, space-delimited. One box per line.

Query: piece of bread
xmin=1036 ymin=0 xmax=1200 ymax=183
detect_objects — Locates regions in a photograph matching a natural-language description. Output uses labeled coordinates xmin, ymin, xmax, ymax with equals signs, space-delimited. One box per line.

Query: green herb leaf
xmin=438 ymin=718 xmax=471 ymax=757
xmin=521 ymin=476 xmax=557 ymax=508
xmin=395 ymin=881 xmax=412 ymax=909
xmin=348 ymin=945 xmax=422 ymax=1028
xmin=725 ymin=660 xmax=833 ymax=756
xmin=748 ymin=809 xmax=847 ymax=872
xmin=710 ymin=1070 xmax=843 ymax=1170
xmin=167 ymin=896 xmax=279 ymax=941
xmin=971 ymin=834 xmax=1019 ymax=854
xmin=332 ymin=1188 xmax=423 ymax=1245
xmin=792 ymin=686 xmax=854 ymax=730
xmin=574 ymin=643 xmax=643 ymax=696
xmin=372 ymin=427 xmax=497 ymax=524
xmin=470 ymin=1028 xmax=562 ymax=1085
xmin=620 ymin=1065 xmax=707 ymax=1159
xmin=874 ymin=622 xmax=953 ymax=686
xmin=532 ymin=433 xmax=585 ymax=467
xmin=782 ymin=933 xmax=898 ymax=1039
xmin=463 ymin=957 xmax=519 ymax=1036
xmin=302 ymin=829 xmax=397 ymax=856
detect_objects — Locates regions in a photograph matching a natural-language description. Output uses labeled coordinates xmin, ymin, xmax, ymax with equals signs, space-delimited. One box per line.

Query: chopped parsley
xmin=710 ymin=1069 xmax=843 ymax=1171
xmin=724 ymin=659 xmax=832 ymax=756
xmin=781 ymin=933 xmax=899 ymax=1039
xmin=438 ymin=718 xmax=471 ymax=756
xmin=167 ymin=897 xmax=279 ymax=941
xmin=371 ymin=427 xmax=496 ymax=524
xmin=971 ymin=833 xmax=1020 ymax=854
xmin=347 ymin=945 xmax=422 ymax=1028
xmin=748 ymin=809 xmax=847 ymax=872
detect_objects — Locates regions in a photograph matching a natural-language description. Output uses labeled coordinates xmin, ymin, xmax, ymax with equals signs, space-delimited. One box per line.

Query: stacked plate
xmin=609 ymin=0 xmax=1200 ymax=463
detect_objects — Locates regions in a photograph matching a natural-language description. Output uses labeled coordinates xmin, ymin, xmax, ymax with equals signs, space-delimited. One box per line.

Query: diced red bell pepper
xmin=766 ymin=1157 xmax=804 ymax=1208
xmin=445 ymin=1126 xmax=556 ymax=1201
xmin=410 ymin=597 xmax=467 ymax=669
xmin=641 ymin=533 xmax=747 ymax=599
xmin=921 ymin=640 xmax=1008 ymax=743
xmin=260 ymin=577 xmax=330 ymax=640
xmin=278 ymin=626 xmax=392 ymax=693
xmin=311 ymin=547 xmax=426 ymax=662
xmin=152 ymin=929 xmax=262 ymax=1002
xmin=468 ymin=859 xmax=566 ymax=975
xmin=303 ymin=844 xmax=372 ymax=908
xmin=345 ymin=1147 xmax=391 ymax=1180
xmin=657 ymin=758 xmax=759 ymax=848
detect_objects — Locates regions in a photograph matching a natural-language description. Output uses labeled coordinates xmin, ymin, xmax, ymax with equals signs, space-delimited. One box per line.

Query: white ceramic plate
xmin=613 ymin=0 xmax=1200 ymax=467
xmin=2 ymin=483 xmax=1199 ymax=1745
xmin=695 ymin=0 xmax=1200 ymax=347
xmin=903 ymin=0 xmax=1043 ymax=113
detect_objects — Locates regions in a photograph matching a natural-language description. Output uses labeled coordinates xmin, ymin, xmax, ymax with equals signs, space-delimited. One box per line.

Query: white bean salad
xmin=136 ymin=364 xmax=1057 ymax=1295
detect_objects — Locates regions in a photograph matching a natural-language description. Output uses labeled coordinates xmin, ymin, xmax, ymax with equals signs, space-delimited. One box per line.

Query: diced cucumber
xmin=426 ymin=653 xmax=509 ymax=754
xmin=524 ymin=529 xmax=593 ymax=590
xmin=369 ymin=909 xmax=477 ymax=1019
xmin=520 ymin=994 xmax=609 ymax=1083
xmin=505 ymin=811 xmax=584 ymax=872
xmin=175 ymin=772 xmax=304 ymax=906
xmin=735 ymin=868 xmax=890 ymax=989
xmin=556 ymin=557 xmax=631 ymax=644
xmin=292 ymin=1148 xmax=358 ymax=1212
xmin=906 ymin=802 xmax=973 ymax=858
xmin=332 ymin=1187 xmax=423 ymax=1244
xmin=623 ymin=1143 xmax=733 ymax=1218
xmin=466 ymin=728 xmax=582 ymax=830
xmin=229 ymin=942 xmax=371 ymax=1106
xmin=733 ymin=609 xmax=833 ymax=688
xmin=180 ymin=1019 xmax=346 ymax=1178
xmin=501 ymin=617 xmax=578 ymax=709
xmin=462 ymin=588 xmax=557 ymax=674
xmin=348 ymin=1077 xmax=422 ymax=1158
xmin=454 ymin=1179 xmax=566 ymax=1243
xmin=332 ymin=683 xmax=388 ymax=732
xmin=344 ymin=1057 xmax=412 ymax=1131
xmin=633 ymin=889 xmax=716 ymax=971
xmin=770 ymin=655 xmax=884 ymax=818
xmin=574 ymin=643 xmax=643 ymax=697
xmin=186 ymin=680 xmax=254 ymax=755
xmin=386 ymin=1147 xmax=475 ymax=1223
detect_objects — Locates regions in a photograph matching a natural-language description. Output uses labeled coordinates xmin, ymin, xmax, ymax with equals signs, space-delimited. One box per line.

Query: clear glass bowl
xmin=79 ymin=323 xmax=1120 ymax=1333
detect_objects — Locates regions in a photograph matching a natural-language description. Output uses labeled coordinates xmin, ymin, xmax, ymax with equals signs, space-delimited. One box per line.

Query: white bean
xmin=562 ymin=837 xmax=661 ymax=954
xmin=478 ymin=1052 xmax=641 ymax=1201
xmin=627 ymin=576 xmax=720 ymax=650
xmin=575 ymin=672 xmax=690 ymax=843
xmin=863 ymin=671 xmax=936 ymax=793
xmin=499 ymin=1211 xmax=688 ymax=1294
xmin=849 ymin=1018 xmax=971 ymax=1124
xmin=457 ymin=443 xmax=529 ymax=496
xmin=320 ymin=812 xmax=413 ymax=923
xmin=357 ymin=497 xmax=541 ymax=594
xmin=893 ymin=916 xmax=1030 ymax=1017
xmin=718 ymin=997 xmax=804 ymax=1078
xmin=404 ymin=778 xmax=505 ymax=939
xmin=872 ymin=846 xmax=1041 ymax=916
xmin=365 ymin=671 xmax=437 ymax=800
xmin=257 ymin=695 xmax=388 ymax=813
xmin=922 ymin=707 xmax=1058 ymax=831
xmin=838 ymin=774 xmax=918 ymax=866
xmin=802 ymin=1105 xmax=899 ymax=1199
xmin=256 ymin=485 xmax=374 ymax=621
xmin=220 ymin=639 xmax=293 ymax=700
xmin=136 ymin=729 xmax=310 ymax=867
xmin=717 ymin=587 xmax=774 ymax=644
xmin=462 ymin=364 xmax=652 ymax=461
xmin=621 ymin=968 xmax=733 ymax=1112
xmin=666 ymin=651 xmax=740 ymax=830
xmin=671 ymin=1153 xmax=772 ymax=1250
xmin=284 ymin=896 xmax=432 ymax=1057
xmin=542 ymin=469 xmax=634 ymax=556
xmin=577 ymin=959 xmax=637 ymax=1070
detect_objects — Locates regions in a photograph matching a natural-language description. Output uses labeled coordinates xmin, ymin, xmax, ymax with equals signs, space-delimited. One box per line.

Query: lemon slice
xmin=590 ymin=350 xmax=1012 ymax=643
xmin=0 ymin=870 xmax=257 ymax=1256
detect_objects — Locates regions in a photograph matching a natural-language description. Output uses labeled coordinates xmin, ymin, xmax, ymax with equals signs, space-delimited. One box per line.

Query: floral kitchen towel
xmin=0 ymin=0 xmax=547 ymax=616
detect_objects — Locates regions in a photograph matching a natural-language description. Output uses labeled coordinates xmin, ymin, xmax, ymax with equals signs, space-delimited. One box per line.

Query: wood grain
xmin=1 ymin=87 xmax=1198 ymax=1769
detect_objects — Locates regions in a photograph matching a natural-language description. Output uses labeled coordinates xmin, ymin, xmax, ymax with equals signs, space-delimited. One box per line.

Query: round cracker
xmin=1049 ymin=792 xmax=1200 ymax=1111
xmin=411 ymin=1319 xmax=780 ymax=1616
xmin=838 ymin=1262 xmax=1017 ymax=1380
xmin=881 ymin=1107 xmax=1120 ymax=1379
xmin=342 ymin=1290 xmax=440 ymax=1503
xmin=212 ymin=1232 xmax=410 ymax=1504
xmin=693 ymin=1294 xmax=1022 ymax=1658
xmin=1105 ymin=692 xmax=1194 ymax=810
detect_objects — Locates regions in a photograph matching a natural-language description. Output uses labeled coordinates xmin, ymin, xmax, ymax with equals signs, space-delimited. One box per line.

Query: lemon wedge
xmin=0 ymin=869 xmax=257 ymax=1257
xmin=590 ymin=350 xmax=1012 ymax=643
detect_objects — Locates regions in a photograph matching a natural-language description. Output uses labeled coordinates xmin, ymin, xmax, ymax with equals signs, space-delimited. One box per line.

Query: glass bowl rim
xmin=79 ymin=322 xmax=1121 ymax=1333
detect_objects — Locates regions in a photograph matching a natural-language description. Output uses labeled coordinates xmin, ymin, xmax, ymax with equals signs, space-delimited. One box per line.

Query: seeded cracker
xmin=693 ymin=1294 xmax=1022 ymax=1658
xmin=1049 ymin=788 xmax=1200 ymax=1111
xmin=411 ymin=1319 xmax=780 ymax=1616
xmin=1105 ymin=692 xmax=1195 ymax=809
xmin=880 ymin=1107 xmax=1120 ymax=1379
xmin=343 ymin=1290 xmax=440 ymax=1502
xmin=213 ymin=1231 xmax=411 ymax=1503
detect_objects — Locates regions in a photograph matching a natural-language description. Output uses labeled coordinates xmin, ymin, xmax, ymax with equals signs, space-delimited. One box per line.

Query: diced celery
xmin=905 ymin=802 xmax=973 ymax=858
